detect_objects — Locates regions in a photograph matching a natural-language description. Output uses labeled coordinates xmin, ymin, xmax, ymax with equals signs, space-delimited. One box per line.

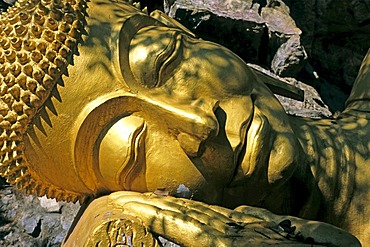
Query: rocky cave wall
xmin=160 ymin=0 xmax=370 ymax=112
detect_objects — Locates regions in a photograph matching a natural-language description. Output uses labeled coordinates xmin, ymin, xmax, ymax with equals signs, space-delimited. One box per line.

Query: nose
xmin=139 ymin=93 xmax=220 ymax=157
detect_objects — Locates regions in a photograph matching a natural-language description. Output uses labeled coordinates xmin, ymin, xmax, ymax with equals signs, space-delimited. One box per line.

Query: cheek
xmin=196 ymin=141 xmax=235 ymax=186
xmin=144 ymin=131 xmax=205 ymax=191
xmin=163 ymin=68 xmax=202 ymax=100
xmin=268 ymin=134 xmax=299 ymax=185
xmin=143 ymin=131 xmax=224 ymax=204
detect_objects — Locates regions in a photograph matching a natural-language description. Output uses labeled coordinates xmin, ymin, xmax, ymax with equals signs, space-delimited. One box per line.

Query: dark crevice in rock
xmin=0 ymin=213 xmax=11 ymax=228
xmin=253 ymin=0 xmax=267 ymax=14
xmin=313 ymin=97 xmax=326 ymax=108
xmin=0 ymin=177 xmax=7 ymax=188
xmin=359 ymin=18 xmax=370 ymax=27
xmin=287 ymin=0 xmax=369 ymax=86
xmin=167 ymin=3 xmax=265 ymax=65
xmin=0 ymin=231 xmax=10 ymax=240
xmin=0 ymin=0 xmax=12 ymax=13
xmin=0 ymin=208 xmax=13 ymax=241
xmin=258 ymin=27 xmax=270 ymax=65
xmin=140 ymin=0 xmax=164 ymax=12
xmin=30 ymin=219 xmax=42 ymax=238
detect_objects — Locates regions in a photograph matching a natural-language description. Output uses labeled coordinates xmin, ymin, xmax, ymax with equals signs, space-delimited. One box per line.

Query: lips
xmin=242 ymin=107 xmax=272 ymax=177
xmin=229 ymin=106 xmax=272 ymax=187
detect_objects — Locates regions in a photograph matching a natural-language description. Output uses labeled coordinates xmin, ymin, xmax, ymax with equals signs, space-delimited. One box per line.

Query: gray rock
xmin=248 ymin=64 xmax=331 ymax=117
xmin=271 ymin=35 xmax=308 ymax=77
xmin=175 ymin=184 xmax=192 ymax=199
xmin=158 ymin=236 xmax=181 ymax=247
xmin=261 ymin=3 xmax=301 ymax=36
xmin=0 ymin=186 xmax=80 ymax=247
xmin=275 ymin=77 xmax=332 ymax=118
xmin=286 ymin=0 xmax=370 ymax=88
xmin=21 ymin=214 xmax=40 ymax=235
xmin=166 ymin=0 xmax=265 ymax=63
xmin=38 ymin=196 xmax=62 ymax=213
xmin=259 ymin=1 xmax=305 ymax=73
xmin=166 ymin=0 xmax=308 ymax=79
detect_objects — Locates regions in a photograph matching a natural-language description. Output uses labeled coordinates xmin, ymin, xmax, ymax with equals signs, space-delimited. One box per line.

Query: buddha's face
xmin=83 ymin=3 xmax=304 ymax=206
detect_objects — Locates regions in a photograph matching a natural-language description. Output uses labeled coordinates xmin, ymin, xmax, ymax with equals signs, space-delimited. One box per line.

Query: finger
xmin=234 ymin=205 xmax=278 ymax=221
xmin=284 ymin=218 xmax=361 ymax=246
xmin=110 ymin=193 xmax=298 ymax=245
xmin=234 ymin=205 xmax=361 ymax=246
xmin=209 ymin=204 xmax=266 ymax=225
xmin=109 ymin=191 xmax=234 ymax=230
xmin=119 ymin=200 xmax=231 ymax=246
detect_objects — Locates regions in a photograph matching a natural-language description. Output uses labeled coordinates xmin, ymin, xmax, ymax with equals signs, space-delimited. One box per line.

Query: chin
xmin=222 ymin=101 xmax=303 ymax=209
xmin=267 ymin=133 xmax=301 ymax=186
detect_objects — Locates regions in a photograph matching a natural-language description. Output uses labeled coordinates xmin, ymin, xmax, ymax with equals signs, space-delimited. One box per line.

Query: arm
xmin=62 ymin=191 xmax=360 ymax=247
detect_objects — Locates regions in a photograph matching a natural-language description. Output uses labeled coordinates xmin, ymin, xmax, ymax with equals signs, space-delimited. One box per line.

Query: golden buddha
xmin=0 ymin=0 xmax=368 ymax=245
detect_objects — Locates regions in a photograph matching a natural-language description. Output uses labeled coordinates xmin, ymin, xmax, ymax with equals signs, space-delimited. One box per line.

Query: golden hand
xmin=63 ymin=191 xmax=360 ymax=246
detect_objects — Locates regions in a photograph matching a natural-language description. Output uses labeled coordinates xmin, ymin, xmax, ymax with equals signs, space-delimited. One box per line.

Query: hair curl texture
xmin=0 ymin=0 xmax=87 ymax=202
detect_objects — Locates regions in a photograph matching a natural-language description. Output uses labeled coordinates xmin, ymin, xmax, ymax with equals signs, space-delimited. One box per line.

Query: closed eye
xmin=156 ymin=33 xmax=183 ymax=87
xmin=150 ymin=32 xmax=180 ymax=87
xmin=127 ymin=27 xmax=186 ymax=89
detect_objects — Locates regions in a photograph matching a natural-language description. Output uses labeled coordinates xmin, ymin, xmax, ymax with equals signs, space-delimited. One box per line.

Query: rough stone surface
xmin=165 ymin=0 xmax=369 ymax=112
xmin=275 ymin=78 xmax=332 ymax=118
xmin=166 ymin=0 xmax=306 ymax=72
xmin=285 ymin=0 xmax=370 ymax=89
xmin=38 ymin=197 xmax=62 ymax=213
xmin=248 ymin=64 xmax=331 ymax=118
xmin=167 ymin=0 xmax=265 ymax=64
xmin=261 ymin=1 xmax=301 ymax=55
xmin=271 ymin=35 xmax=308 ymax=77
xmin=0 ymin=179 xmax=80 ymax=246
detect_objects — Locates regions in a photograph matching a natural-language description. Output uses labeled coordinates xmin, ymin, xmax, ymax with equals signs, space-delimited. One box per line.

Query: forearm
xmin=62 ymin=191 xmax=360 ymax=247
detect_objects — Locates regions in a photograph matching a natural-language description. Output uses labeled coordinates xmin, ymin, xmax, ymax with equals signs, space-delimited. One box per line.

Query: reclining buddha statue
xmin=0 ymin=0 xmax=368 ymax=245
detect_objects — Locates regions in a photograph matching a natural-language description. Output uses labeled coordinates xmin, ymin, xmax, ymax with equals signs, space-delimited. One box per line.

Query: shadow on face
xmin=104 ymin=10 xmax=306 ymax=206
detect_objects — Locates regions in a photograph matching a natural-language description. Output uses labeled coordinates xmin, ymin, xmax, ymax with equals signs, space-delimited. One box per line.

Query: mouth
xmin=230 ymin=106 xmax=272 ymax=186
xmin=243 ymin=107 xmax=272 ymax=176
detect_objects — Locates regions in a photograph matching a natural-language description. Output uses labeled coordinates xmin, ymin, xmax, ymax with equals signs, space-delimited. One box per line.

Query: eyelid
xmin=118 ymin=13 xmax=167 ymax=90
xmin=156 ymin=33 xmax=183 ymax=87
xmin=127 ymin=27 xmax=187 ymax=89
xmin=150 ymin=31 xmax=180 ymax=87
xmin=98 ymin=115 xmax=147 ymax=191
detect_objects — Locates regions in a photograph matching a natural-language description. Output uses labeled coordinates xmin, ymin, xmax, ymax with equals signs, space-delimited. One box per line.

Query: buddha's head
xmin=0 ymin=0 xmax=304 ymax=205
